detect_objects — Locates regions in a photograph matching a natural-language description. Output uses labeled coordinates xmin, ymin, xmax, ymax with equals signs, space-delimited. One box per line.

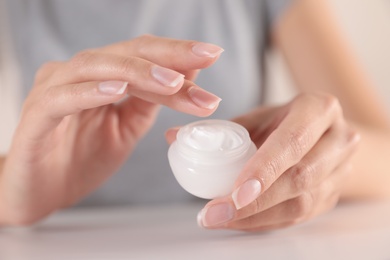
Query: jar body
xmin=167 ymin=120 xmax=257 ymax=199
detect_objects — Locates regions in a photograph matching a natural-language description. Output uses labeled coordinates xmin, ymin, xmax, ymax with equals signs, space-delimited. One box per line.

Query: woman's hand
xmin=0 ymin=35 xmax=223 ymax=225
xmin=193 ymin=93 xmax=359 ymax=231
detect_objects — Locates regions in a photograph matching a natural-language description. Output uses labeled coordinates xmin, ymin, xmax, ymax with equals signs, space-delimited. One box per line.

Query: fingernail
xmin=98 ymin=81 xmax=128 ymax=95
xmin=198 ymin=203 xmax=234 ymax=227
xmin=192 ymin=43 xmax=224 ymax=58
xmin=197 ymin=211 xmax=205 ymax=228
xmin=151 ymin=66 xmax=184 ymax=87
xmin=232 ymin=179 xmax=261 ymax=210
xmin=188 ymin=86 xmax=221 ymax=109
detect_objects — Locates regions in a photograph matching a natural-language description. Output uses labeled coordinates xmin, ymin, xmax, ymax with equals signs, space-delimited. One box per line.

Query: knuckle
xmin=287 ymin=125 xmax=312 ymax=161
xmin=345 ymin=128 xmax=361 ymax=147
xmin=35 ymin=61 xmax=59 ymax=83
xmin=70 ymin=50 xmax=96 ymax=68
xmin=291 ymin=162 xmax=314 ymax=192
xmin=39 ymin=88 xmax=57 ymax=114
xmin=136 ymin=34 xmax=155 ymax=41
xmin=321 ymin=94 xmax=342 ymax=116
xmin=292 ymin=92 xmax=318 ymax=107
xmin=20 ymin=89 xmax=57 ymax=121
xmin=292 ymin=92 xmax=310 ymax=103
xmin=134 ymin=34 xmax=156 ymax=54
xmin=294 ymin=93 xmax=342 ymax=117
xmin=264 ymin=159 xmax=282 ymax=185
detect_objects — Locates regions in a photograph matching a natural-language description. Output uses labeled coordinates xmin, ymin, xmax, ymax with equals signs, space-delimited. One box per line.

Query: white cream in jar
xmin=168 ymin=120 xmax=256 ymax=199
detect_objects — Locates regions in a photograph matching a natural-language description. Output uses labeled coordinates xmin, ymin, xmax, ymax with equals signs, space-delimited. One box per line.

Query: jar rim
xmin=175 ymin=119 xmax=252 ymax=161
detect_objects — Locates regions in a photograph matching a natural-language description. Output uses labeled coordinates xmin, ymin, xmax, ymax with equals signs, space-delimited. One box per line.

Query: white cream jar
xmin=168 ymin=120 xmax=256 ymax=199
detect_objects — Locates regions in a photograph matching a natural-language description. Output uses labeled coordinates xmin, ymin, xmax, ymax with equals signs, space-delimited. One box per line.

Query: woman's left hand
xmin=194 ymin=93 xmax=360 ymax=231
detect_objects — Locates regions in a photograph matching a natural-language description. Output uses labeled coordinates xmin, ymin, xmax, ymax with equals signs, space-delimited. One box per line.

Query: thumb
xmin=165 ymin=127 xmax=181 ymax=145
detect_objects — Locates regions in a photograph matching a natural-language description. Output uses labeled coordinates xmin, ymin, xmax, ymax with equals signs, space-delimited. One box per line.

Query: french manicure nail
xmin=197 ymin=211 xmax=205 ymax=228
xmin=98 ymin=81 xmax=128 ymax=95
xmin=192 ymin=43 xmax=224 ymax=58
xmin=232 ymin=179 xmax=261 ymax=210
xmin=151 ymin=66 xmax=184 ymax=87
xmin=199 ymin=203 xmax=234 ymax=227
xmin=188 ymin=86 xmax=221 ymax=109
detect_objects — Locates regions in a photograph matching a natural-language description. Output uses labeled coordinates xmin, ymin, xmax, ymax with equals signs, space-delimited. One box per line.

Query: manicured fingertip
xmin=98 ymin=81 xmax=128 ymax=95
xmin=232 ymin=179 xmax=261 ymax=210
xmin=199 ymin=203 xmax=234 ymax=227
xmin=151 ymin=66 xmax=185 ymax=88
xmin=188 ymin=86 xmax=221 ymax=110
xmin=192 ymin=43 xmax=224 ymax=58
xmin=197 ymin=210 xmax=205 ymax=229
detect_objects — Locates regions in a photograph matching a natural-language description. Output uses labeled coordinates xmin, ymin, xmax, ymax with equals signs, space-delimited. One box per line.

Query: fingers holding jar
xmin=168 ymin=120 xmax=257 ymax=200
xmin=224 ymin=161 xmax=352 ymax=232
xmin=195 ymin=93 xmax=360 ymax=230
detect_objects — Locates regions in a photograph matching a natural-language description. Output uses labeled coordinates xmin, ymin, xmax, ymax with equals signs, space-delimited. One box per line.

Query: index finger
xmin=98 ymin=34 xmax=224 ymax=71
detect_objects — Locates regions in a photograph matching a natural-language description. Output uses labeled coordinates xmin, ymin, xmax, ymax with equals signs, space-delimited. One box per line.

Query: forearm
xmin=273 ymin=0 xmax=390 ymax=128
xmin=274 ymin=0 xmax=390 ymax=199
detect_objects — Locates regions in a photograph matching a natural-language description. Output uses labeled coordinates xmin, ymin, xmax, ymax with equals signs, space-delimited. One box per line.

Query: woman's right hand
xmin=0 ymin=35 xmax=223 ymax=226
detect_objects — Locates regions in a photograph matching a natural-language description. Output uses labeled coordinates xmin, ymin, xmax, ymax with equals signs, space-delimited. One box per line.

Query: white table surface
xmin=1 ymin=200 xmax=390 ymax=260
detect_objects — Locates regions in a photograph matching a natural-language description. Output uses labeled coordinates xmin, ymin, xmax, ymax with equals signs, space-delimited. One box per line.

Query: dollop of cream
xmin=181 ymin=124 xmax=244 ymax=152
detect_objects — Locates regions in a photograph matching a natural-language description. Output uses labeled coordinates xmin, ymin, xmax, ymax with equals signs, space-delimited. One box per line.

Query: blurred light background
xmin=1 ymin=0 xmax=390 ymax=150
xmin=266 ymin=0 xmax=390 ymax=109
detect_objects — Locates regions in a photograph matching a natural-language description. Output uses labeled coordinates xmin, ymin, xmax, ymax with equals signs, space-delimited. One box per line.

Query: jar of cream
xmin=168 ymin=119 xmax=256 ymax=199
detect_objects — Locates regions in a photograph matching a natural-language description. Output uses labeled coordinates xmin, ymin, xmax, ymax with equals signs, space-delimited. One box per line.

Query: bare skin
xmin=1 ymin=1 xmax=390 ymax=230
xmin=0 ymin=35 xmax=223 ymax=225
xmin=167 ymin=0 xmax=390 ymax=231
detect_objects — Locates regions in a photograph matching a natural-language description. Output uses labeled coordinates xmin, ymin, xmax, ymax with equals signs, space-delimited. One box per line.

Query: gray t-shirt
xmin=5 ymin=0 xmax=292 ymax=206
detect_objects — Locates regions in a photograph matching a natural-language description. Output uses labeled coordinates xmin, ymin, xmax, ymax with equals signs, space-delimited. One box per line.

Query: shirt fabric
xmin=1 ymin=0 xmax=292 ymax=206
